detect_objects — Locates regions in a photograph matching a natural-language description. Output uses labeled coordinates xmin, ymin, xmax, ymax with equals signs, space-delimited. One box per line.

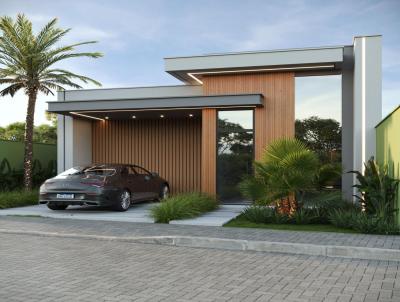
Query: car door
xmin=126 ymin=166 xmax=146 ymax=201
xmin=133 ymin=165 xmax=158 ymax=200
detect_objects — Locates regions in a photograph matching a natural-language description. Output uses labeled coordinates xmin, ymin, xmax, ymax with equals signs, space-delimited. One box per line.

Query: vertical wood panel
xmin=92 ymin=118 xmax=201 ymax=194
xmin=203 ymin=72 xmax=295 ymax=160
xmin=201 ymin=108 xmax=217 ymax=195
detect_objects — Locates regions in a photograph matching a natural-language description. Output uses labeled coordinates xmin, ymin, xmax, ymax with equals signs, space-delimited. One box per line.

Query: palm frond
xmin=0 ymin=83 xmax=24 ymax=96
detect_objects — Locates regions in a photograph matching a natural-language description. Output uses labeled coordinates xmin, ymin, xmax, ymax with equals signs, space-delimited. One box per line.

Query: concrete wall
xmin=0 ymin=140 xmax=56 ymax=171
xmin=57 ymin=115 xmax=92 ymax=173
xmin=376 ymin=106 xmax=400 ymax=226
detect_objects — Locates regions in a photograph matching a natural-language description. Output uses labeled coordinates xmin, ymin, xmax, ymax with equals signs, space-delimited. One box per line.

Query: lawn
xmin=224 ymin=215 xmax=358 ymax=233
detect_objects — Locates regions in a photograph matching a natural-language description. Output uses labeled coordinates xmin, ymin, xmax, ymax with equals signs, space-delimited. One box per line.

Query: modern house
xmin=48 ymin=35 xmax=382 ymax=201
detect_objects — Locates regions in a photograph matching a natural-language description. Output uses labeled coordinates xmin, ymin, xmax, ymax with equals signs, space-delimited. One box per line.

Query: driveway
xmin=1 ymin=230 xmax=399 ymax=302
xmin=0 ymin=203 xmax=245 ymax=226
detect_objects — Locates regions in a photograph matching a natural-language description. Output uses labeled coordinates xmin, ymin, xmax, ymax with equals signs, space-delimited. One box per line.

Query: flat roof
xmin=48 ymin=94 xmax=263 ymax=118
xmin=57 ymin=85 xmax=203 ymax=101
xmin=165 ymin=46 xmax=345 ymax=84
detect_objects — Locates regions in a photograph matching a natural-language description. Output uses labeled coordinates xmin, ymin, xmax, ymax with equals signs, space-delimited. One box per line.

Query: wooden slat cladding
xmin=201 ymin=108 xmax=217 ymax=195
xmin=202 ymin=72 xmax=295 ymax=160
xmin=92 ymin=118 xmax=201 ymax=194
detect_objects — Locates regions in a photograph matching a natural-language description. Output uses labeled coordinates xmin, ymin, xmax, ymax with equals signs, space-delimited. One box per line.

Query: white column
xmin=56 ymin=114 xmax=65 ymax=173
xmin=353 ymin=35 xmax=382 ymax=175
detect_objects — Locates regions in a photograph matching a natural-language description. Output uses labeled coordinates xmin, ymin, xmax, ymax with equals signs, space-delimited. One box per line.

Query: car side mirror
xmin=151 ymin=172 xmax=159 ymax=177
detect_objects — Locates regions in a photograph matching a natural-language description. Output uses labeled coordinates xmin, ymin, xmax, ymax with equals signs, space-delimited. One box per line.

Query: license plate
xmin=56 ymin=193 xmax=74 ymax=199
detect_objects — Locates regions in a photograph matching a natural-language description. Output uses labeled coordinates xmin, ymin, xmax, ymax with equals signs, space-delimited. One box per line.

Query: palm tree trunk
xmin=23 ymin=88 xmax=37 ymax=191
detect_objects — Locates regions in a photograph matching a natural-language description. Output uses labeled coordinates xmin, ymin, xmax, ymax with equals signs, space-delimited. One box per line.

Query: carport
xmin=48 ymin=88 xmax=262 ymax=197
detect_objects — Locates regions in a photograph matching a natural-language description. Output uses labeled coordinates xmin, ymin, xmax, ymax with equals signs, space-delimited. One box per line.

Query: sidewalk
xmin=1 ymin=216 xmax=399 ymax=261
xmin=0 ymin=204 xmax=245 ymax=226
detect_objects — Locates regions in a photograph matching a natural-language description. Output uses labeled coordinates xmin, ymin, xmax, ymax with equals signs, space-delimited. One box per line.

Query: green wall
xmin=0 ymin=140 xmax=57 ymax=171
xmin=376 ymin=106 xmax=400 ymax=226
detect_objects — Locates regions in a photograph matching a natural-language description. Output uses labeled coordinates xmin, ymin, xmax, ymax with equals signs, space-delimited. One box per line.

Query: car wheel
xmin=47 ymin=203 xmax=68 ymax=210
xmin=113 ymin=189 xmax=131 ymax=211
xmin=159 ymin=184 xmax=169 ymax=201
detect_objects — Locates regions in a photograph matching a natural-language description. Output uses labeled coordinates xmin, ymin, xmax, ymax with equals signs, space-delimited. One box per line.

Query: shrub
xmin=351 ymin=212 xmax=399 ymax=235
xmin=241 ymin=206 xmax=275 ymax=224
xmin=328 ymin=208 xmax=358 ymax=229
xmin=351 ymin=157 xmax=399 ymax=221
xmin=150 ymin=192 xmax=219 ymax=223
xmin=291 ymin=208 xmax=318 ymax=225
xmin=0 ymin=189 xmax=38 ymax=209
xmin=0 ymin=158 xmax=57 ymax=191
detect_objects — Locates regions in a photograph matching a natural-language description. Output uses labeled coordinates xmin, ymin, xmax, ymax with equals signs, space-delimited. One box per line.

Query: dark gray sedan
xmin=39 ymin=164 xmax=169 ymax=211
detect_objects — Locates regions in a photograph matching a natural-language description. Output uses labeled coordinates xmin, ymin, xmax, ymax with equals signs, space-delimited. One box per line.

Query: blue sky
xmin=0 ymin=0 xmax=399 ymax=125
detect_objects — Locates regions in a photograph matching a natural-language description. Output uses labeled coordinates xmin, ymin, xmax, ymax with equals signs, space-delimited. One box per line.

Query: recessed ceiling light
xmin=189 ymin=114 xmax=194 ymax=117
xmin=105 ymin=116 xmax=109 ymax=120
xmin=160 ymin=114 xmax=164 ymax=118
xmin=132 ymin=115 xmax=136 ymax=119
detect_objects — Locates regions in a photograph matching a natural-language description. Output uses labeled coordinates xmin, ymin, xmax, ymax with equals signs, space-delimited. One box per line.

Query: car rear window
xmin=83 ymin=166 xmax=116 ymax=176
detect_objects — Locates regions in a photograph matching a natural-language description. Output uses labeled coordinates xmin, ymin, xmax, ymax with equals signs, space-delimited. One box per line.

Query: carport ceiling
xmin=70 ymin=108 xmax=203 ymax=121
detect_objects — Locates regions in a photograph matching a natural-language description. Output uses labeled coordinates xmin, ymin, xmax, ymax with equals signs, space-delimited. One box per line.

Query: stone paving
xmin=0 ymin=216 xmax=399 ymax=250
xmin=0 ymin=232 xmax=399 ymax=302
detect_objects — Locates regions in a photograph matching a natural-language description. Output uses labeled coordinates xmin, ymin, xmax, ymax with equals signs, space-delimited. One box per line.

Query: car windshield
xmin=83 ymin=166 xmax=116 ymax=176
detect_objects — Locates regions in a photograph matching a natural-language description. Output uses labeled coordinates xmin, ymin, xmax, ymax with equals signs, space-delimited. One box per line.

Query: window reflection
xmin=217 ymin=110 xmax=254 ymax=202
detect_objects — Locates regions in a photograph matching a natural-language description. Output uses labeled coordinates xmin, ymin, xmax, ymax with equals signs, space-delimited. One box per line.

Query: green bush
xmin=351 ymin=157 xmax=399 ymax=221
xmin=291 ymin=209 xmax=317 ymax=225
xmin=0 ymin=189 xmax=38 ymax=209
xmin=241 ymin=206 xmax=275 ymax=224
xmin=351 ymin=212 xmax=399 ymax=235
xmin=303 ymin=191 xmax=360 ymax=224
xmin=150 ymin=192 xmax=219 ymax=223
xmin=328 ymin=208 xmax=358 ymax=229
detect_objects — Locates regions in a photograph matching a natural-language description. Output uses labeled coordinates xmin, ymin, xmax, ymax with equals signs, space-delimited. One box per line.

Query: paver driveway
xmin=1 ymin=232 xmax=399 ymax=302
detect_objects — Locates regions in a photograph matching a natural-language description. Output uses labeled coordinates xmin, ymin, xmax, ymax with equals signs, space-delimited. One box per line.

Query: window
xmin=217 ymin=110 xmax=254 ymax=202
xmin=134 ymin=166 xmax=150 ymax=175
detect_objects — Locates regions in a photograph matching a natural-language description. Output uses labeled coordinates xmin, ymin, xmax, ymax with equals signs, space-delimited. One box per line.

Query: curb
xmin=1 ymin=228 xmax=399 ymax=262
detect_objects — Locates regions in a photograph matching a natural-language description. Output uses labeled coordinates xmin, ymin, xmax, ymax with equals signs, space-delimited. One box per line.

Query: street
xmin=0 ymin=232 xmax=399 ymax=302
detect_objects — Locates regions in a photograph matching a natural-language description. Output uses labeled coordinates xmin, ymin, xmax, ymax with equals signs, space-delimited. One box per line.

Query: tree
xmin=0 ymin=122 xmax=25 ymax=141
xmin=295 ymin=116 xmax=341 ymax=163
xmin=34 ymin=124 xmax=57 ymax=144
xmin=239 ymin=138 xmax=320 ymax=214
xmin=0 ymin=122 xmax=56 ymax=144
xmin=0 ymin=14 xmax=102 ymax=190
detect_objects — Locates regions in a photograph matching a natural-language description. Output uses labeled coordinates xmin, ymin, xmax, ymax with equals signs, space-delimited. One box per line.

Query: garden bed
xmin=224 ymin=215 xmax=357 ymax=233
xmin=150 ymin=192 xmax=219 ymax=223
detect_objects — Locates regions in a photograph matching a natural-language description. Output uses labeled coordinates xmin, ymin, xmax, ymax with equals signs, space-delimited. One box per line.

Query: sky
xmin=0 ymin=0 xmax=399 ymax=126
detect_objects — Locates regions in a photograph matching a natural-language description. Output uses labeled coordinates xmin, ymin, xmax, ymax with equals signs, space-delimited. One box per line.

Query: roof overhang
xmin=165 ymin=46 xmax=345 ymax=84
xmin=48 ymin=94 xmax=263 ymax=120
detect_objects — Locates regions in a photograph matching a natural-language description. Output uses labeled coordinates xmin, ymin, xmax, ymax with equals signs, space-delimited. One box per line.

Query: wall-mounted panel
xmin=92 ymin=118 xmax=201 ymax=194
xmin=203 ymin=72 xmax=295 ymax=160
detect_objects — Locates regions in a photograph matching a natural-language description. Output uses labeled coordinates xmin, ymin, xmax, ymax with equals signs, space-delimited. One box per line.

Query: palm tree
xmin=0 ymin=14 xmax=102 ymax=190
xmin=239 ymin=138 xmax=320 ymax=214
